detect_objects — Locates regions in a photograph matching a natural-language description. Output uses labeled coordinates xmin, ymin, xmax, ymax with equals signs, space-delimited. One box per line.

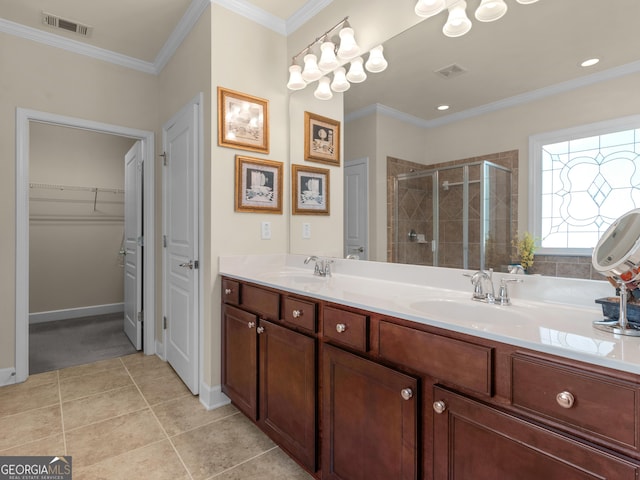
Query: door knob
xmin=248 ymin=322 xmax=255 ymax=329
xmin=179 ymin=261 xmax=194 ymax=269
xmin=401 ymin=388 xmax=413 ymax=400
xmin=556 ymin=391 xmax=575 ymax=409
xmin=336 ymin=323 xmax=347 ymax=333
xmin=433 ymin=400 xmax=447 ymax=414
xmin=292 ymin=309 xmax=302 ymax=318
xmin=257 ymin=326 xmax=265 ymax=334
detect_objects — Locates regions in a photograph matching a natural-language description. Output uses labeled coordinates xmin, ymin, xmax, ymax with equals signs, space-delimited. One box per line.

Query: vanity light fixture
xmin=287 ymin=16 xmax=388 ymax=98
xmin=415 ymin=0 xmax=538 ymax=38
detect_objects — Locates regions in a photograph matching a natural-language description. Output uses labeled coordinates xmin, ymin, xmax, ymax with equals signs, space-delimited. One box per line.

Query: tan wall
xmin=29 ymin=123 xmax=135 ymax=313
xmin=0 ymin=32 xmax=158 ymax=370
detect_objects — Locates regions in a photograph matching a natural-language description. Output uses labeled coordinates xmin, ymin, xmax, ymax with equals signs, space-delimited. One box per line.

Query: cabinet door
xmin=322 ymin=344 xmax=418 ymax=480
xmin=222 ymin=304 xmax=258 ymax=419
xmin=259 ymin=320 xmax=316 ymax=471
xmin=432 ymin=386 xmax=639 ymax=480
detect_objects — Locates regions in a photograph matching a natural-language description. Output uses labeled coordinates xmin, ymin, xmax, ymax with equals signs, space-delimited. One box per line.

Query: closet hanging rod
xmin=29 ymin=182 xmax=124 ymax=194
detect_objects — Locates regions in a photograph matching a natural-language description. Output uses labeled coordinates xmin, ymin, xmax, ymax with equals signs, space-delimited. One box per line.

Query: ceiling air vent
xmin=42 ymin=12 xmax=93 ymax=37
xmin=434 ymin=63 xmax=467 ymax=79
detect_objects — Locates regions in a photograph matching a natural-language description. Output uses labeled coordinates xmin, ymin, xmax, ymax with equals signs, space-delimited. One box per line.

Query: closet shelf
xmin=29 ymin=183 xmax=124 ymax=194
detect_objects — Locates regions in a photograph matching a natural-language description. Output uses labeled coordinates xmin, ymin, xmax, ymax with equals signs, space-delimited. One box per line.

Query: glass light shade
xmin=414 ymin=0 xmax=446 ymax=18
xmin=346 ymin=57 xmax=367 ymax=83
xmin=286 ymin=65 xmax=306 ymax=90
xmin=318 ymin=42 xmax=339 ymax=72
xmin=516 ymin=0 xmax=539 ymax=3
xmin=314 ymin=77 xmax=333 ymax=100
xmin=301 ymin=54 xmax=323 ymax=82
xmin=331 ymin=67 xmax=350 ymax=92
xmin=475 ymin=0 xmax=507 ymax=22
xmin=443 ymin=1 xmax=472 ymax=37
xmin=337 ymin=27 xmax=360 ymax=60
xmin=365 ymin=45 xmax=388 ymax=73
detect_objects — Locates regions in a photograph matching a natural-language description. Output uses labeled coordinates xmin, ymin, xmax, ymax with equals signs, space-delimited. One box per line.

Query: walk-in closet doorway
xmin=15 ymin=109 xmax=156 ymax=382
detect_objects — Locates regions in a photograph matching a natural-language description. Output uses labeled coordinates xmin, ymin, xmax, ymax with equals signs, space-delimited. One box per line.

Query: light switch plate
xmin=261 ymin=221 xmax=272 ymax=240
xmin=302 ymin=223 xmax=311 ymax=239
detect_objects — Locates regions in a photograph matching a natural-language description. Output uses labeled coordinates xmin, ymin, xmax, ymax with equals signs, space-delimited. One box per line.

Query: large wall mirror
xmin=340 ymin=0 xmax=640 ymax=279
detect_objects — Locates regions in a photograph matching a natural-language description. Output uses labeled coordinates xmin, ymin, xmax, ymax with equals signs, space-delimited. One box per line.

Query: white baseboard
xmin=155 ymin=340 xmax=165 ymax=360
xmin=199 ymin=382 xmax=231 ymax=411
xmin=29 ymin=303 xmax=124 ymax=324
xmin=0 ymin=367 xmax=17 ymax=387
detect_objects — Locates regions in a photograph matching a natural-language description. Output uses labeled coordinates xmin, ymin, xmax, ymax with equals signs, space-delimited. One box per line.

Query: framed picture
xmin=292 ymin=164 xmax=330 ymax=215
xmin=218 ymin=87 xmax=269 ymax=154
xmin=235 ymin=155 xmax=283 ymax=214
xmin=304 ymin=111 xmax=340 ymax=165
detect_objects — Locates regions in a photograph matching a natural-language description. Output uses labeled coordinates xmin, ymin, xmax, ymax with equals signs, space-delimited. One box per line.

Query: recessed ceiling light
xmin=580 ymin=58 xmax=600 ymax=68
xmin=437 ymin=105 xmax=450 ymax=111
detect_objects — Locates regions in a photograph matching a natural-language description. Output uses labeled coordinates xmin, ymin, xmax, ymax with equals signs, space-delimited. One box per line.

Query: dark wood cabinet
xmin=322 ymin=343 xmax=418 ymax=480
xmin=432 ymin=386 xmax=639 ymax=480
xmin=259 ymin=319 xmax=316 ymax=471
xmin=221 ymin=304 xmax=258 ymax=419
xmin=221 ymin=284 xmax=317 ymax=472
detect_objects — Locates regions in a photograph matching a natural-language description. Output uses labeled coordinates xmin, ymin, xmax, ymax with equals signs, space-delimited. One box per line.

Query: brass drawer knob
xmin=433 ymin=400 xmax=447 ymax=414
xmin=336 ymin=323 xmax=347 ymax=333
xmin=292 ymin=309 xmax=302 ymax=318
xmin=556 ymin=391 xmax=575 ymax=409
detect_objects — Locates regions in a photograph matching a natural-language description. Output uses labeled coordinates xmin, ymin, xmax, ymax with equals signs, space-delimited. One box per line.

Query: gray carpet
xmin=29 ymin=312 xmax=138 ymax=374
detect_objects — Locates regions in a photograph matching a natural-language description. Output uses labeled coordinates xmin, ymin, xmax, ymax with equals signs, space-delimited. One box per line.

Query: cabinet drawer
xmin=378 ymin=321 xmax=493 ymax=396
xmin=222 ymin=278 xmax=240 ymax=305
xmin=511 ymin=354 xmax=639 ymax=451
xmin=282 ymin=296 xmax=317 ymax=333
xmin=241 ymin=284 xmax=280 ymax=321
xmin=323 ymin=306 xmax=368 ymax=352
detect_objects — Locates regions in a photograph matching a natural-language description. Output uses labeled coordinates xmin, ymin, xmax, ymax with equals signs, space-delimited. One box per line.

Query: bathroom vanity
xmin=219 ymin=254 xmax=640 ymax=480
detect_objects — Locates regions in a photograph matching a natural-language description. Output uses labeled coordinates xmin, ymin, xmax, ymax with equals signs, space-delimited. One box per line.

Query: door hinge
xmin=160 ymin=152 xmax=167 ymax=166
xmin=163 ymin=235 xmax=167 ymax=248
xmin=163 ymin=316 xmax=168 ymax=330
xmin=137 ymin=311 xmax=143 ymax=323
xmin=137 ymin=236 xmax=144 ymax=247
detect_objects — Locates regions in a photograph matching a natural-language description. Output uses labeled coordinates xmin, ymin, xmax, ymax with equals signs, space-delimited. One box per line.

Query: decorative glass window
xmin=530 ymin=116 xmax=640 ymax=255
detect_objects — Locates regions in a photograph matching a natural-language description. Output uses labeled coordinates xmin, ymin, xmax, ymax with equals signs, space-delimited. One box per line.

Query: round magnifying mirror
xmin=592 ymin=208 xmax=640 ymax=284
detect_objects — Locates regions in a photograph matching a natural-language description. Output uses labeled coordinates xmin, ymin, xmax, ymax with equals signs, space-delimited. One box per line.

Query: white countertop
xmin=219 ymin=254 xmax=640 ymax=375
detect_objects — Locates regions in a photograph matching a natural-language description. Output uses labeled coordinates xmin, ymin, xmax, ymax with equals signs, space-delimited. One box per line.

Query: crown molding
xmin=347 ymin=59 xmax=640 ymax=129
xmin=0 ymin=17 xmax=156 ymax=74
xmin=155 ymin=0 xmax=212 ymax=72
xmin=214 ymin=0 xmax=286 ymax=35
xmin=286 ymin=0 xmax=334 ymax=35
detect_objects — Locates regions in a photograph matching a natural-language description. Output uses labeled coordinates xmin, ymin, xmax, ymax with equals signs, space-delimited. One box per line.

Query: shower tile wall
xmin=388 ymin=150 xmax=519 ymax=270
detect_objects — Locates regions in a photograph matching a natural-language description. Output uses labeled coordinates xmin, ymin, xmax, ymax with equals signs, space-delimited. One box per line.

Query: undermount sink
xmin=258 ymin=270 xmax=328 ymax=285
xmin=407 ymin=297 xmax=534 ymax=326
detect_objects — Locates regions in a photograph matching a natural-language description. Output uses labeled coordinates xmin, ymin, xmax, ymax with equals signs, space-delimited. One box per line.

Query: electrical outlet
xmin=302 ymin=223 xmax=311 ymax=239
xmin=261 ymin=221 xmax=272 ymax=240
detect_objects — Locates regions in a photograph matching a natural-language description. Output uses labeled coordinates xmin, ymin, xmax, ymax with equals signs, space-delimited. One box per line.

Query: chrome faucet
xmin=304 ymin=256 xmax=333 ymax=277
xmin=469 ymin=269 xmax=495 ymax=304
xmin=496 ymin=277 xmax=524 ymax=306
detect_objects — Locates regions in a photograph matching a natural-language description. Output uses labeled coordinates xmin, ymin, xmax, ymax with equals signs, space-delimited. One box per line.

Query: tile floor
xmin=0 ymin=353 xmax=313 ymax=479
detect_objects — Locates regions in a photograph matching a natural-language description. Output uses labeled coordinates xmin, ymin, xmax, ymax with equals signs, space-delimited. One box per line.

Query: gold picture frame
xmin=235 ymin=155 xmax=283 ymax=214
xmin=218 ymin=87 xmax=269 ymax=154
xmin=304 ymin=111 xmax=340 ymax=165
xmin=292 ymin=164 xmax=330 ymax=215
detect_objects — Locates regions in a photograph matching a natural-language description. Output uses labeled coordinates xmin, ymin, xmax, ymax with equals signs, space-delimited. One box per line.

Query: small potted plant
xmin=512 ymin=232 xmax=537 ymax=273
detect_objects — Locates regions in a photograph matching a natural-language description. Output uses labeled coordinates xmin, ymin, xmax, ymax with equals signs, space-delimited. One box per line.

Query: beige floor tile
xmin=62 ymin=385 xmax=147 ymax=431
xmin=0 ymin=405 xmax=62 ymax=451
xmin=58 ymin=357 xmax=125 ymax=380
xmin=22 ymin=370 xmax=59 ymax=388
xmin=65 ymin=409 xmax=165 ymax=469
xmin=172 ymin=413 xmax=275 ymax=480
xmin=0 ymin=434 xmax=65 ymax=457
xmin=75 ymin=440 xmax=190 ymax=480
xmin=152 ymin=396 xmax=238 ymax=436
xmin=0 ymin=381 xmax=60 ymax=418
xmin=59 ymin=367 xmax=133 ymax=402
xmin=135 ymin=371 xmax=191 ymax=406
xmin=212 ymin=448 xmax=314 ymax=480
xmin=123 ymin=354 xmax=175 ymax=381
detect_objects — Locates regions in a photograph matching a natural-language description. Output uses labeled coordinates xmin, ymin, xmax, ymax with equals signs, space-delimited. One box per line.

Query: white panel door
xmin=123 ymin=141 xmax=143 ymax=350
xmin=163 ymin=101 xmax=199 ymax=394
xmin=344 ymin=159 xmax=369 ymax=260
